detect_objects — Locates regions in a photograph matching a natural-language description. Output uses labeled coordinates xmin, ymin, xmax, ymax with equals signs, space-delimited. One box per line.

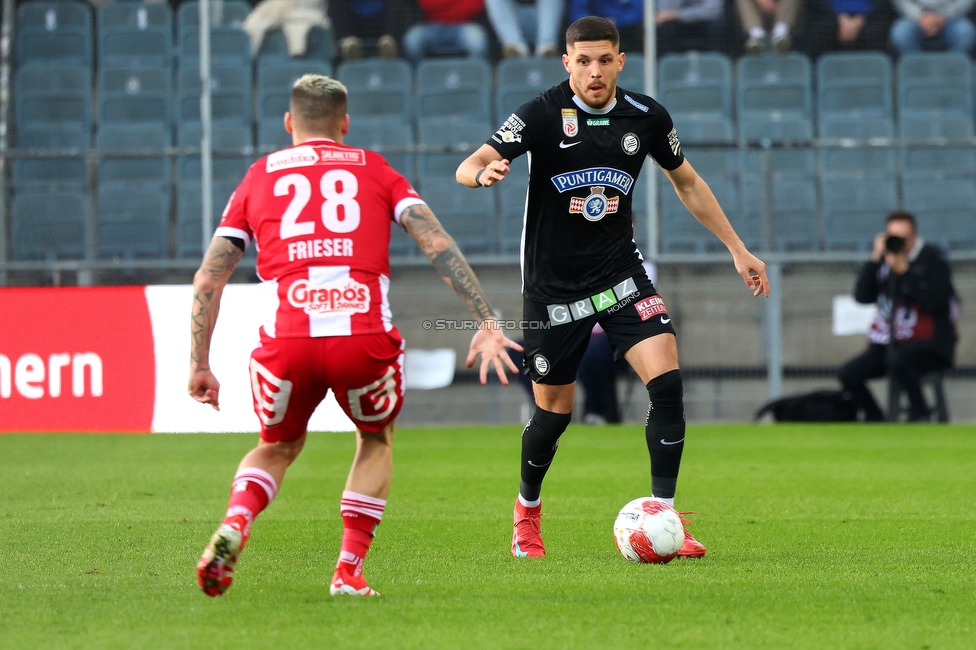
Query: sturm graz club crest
xmin=569 ymin=186 xmax=619 ymax=222
xmin=621 ymin=132 xmax=640 ymax=155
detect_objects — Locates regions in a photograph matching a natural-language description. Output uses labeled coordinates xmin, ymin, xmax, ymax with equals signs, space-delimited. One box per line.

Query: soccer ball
xmin=613 ymin=497 xmax=685 ymax=564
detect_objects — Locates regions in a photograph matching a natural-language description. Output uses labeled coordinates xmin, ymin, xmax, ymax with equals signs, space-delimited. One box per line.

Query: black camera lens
xmin=885 ymin=235 xmax=906 ymax=254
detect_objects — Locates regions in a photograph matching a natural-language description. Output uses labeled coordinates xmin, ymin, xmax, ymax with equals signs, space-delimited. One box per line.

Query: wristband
xmin=474 ymin=168 xmax=487 ymax=187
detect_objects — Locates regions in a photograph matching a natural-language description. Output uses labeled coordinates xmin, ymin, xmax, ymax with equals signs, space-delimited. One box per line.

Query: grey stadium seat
xmin=176 ymin=180 xmax=239 ymax=258
xmin=177 ymin=123 xmax=254 ymax=151
xmin=98 ymin=65 xmax=172 ymax=95
xmin=260 ymin=59 xmax=333 ymax=92
xmin=416 ymin=58 xmax=492 ymax=123
xmin=16 ymin=90 xmax=92 ymax=133
xmin=420 ymin=178 xmax=496 ymax=254
xmin=338 ymin=59 xmax=411 ymax=125
xmin=99 ymin=90 xmax=172 ymax=126
xmin=816 ymin=52 xmax=893 ymax=125
xmin=495 ymin=57 xmax=566 ymax=118
xmin=416 ymin=117 xmax=492 ymax=189
xmin=256 ymin=25 xmax=335 ymax=62
xmin=661 ymin=176 xmax=741 ymax=253
xmin=177 ymin=1 xmax=251 ymax=30
xmin=16 ymin=26 xmax=92 ymax=67
xmin=659 ymin=53 xmax=734 ymax=144
xmin=903 ymin=176 xmax=976 ymax=251
xmin=736 ymin=53 xmax=814 ymax=142
xmin=98 ymin=26 xmax=172 ymax=68
xmin=96 ymin=180 xmax=171 ymax=259
xmin=617 ymin=53 xmax=645 ymax=92
xmin=900 ymin=114 xmax=976 ymax=178
xmin=179 ymin=27 xmax=251 ymax=67
xmin=96 ymin=123 xmax=172 ymax=183
xmin=741 ymin=175 xmax=820 ymax=251
xmin=16 ymin=64 xmax=92 ymax=93
xmin=11 ymin=191 xmax=88 ymax=260
xmin=345 ymin=117 xmax=416 ymax=186
xmin=821 ymin=173 xmax=899 ymax=251
xmin=897 ymin=52 xmax=973 ymax=117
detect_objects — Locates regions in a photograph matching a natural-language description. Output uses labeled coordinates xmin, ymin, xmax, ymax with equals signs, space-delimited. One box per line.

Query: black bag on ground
xmin=755 ymin=389 xmax=857 ymax=422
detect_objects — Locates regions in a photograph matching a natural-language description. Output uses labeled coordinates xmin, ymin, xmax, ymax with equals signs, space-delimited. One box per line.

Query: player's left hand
xmin=188 ymin=366 xmax=221 ymax=411
xmin=466 ymin=320 xmax=523 ymax=385
xmin=733 ymin=250 xmax=770 ymax=297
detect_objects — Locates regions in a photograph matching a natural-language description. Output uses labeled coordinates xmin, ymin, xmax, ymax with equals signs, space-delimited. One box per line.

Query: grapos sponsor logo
xmin=287 ymin=278 xmax=371 ymax=315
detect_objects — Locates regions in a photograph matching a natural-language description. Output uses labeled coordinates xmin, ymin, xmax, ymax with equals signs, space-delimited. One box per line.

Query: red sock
xmin=338 ymin=491 xmax=386 ymax=577
xmin=223 ymin=468 xmax=278 ymax=542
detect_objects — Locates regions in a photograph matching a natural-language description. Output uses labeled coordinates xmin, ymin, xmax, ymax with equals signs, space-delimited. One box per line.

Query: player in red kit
xmin=189 ymin=74 xmax=520 ymax=597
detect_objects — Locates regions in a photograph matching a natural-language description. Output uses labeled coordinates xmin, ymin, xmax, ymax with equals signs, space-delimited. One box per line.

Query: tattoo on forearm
xmin=401 ymin=204 xmax=495 ymax=322
xmin=190 ymin=238 xmax=243 ymax=365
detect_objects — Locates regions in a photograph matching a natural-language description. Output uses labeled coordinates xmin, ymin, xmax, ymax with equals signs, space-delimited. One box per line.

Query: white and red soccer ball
xmin=613 ymin=497 xmax=685 ymax=564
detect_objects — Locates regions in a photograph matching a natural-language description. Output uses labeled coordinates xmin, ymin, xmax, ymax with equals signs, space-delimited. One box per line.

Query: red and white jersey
xmin=215 ymin=138 xmax=424 ymax=338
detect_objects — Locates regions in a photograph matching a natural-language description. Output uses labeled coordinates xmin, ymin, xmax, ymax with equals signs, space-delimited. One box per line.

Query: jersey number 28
xmin=276 ymin=169 xmax=360 ymax=239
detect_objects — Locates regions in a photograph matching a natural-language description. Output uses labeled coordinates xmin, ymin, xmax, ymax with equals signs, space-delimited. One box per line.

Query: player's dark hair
xmin=887 ymin=210 xmax=917 ymax=231
xmin=289 ymin=74 xmax=347 ymax=132
xmin=565 ymin=16 xmax=620 ymax=48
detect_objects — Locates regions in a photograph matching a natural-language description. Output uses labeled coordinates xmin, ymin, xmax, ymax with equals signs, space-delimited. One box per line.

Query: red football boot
xmin=196 ymin=524 xmax=244 ymax=597
xmin=677 ymin=512 xmax=707 ymax=558
xmin=512 ymin=500 xmax=546 ymax=558
xmin=330 ymin=565 xmax=380 ymax=597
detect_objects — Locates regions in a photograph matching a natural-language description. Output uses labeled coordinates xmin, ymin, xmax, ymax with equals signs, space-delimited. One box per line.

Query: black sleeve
xmin=897 ymin=250 xmax=954 ymax=314
xmin=853 ymin=261 xmax=882 ymax=304
xmin=221 ymin=236 xmax=246 ymax=251
xmin=488 ymin=98 xmax=544 ymax=161
xmin=645 ymin=103 xmax=685 ymax=171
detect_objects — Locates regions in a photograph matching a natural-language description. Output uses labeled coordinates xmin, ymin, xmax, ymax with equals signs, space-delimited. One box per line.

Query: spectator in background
xmin=243 ymin=0 xmax=330 ymax=57
xmin=889 ymin=0 xmax=976 ymax=54
xmin=330 ymin=0 xmax=417 ymax=60
xmin=656 ymin=0 xmax=725 ymax=56
xmin=567 ymin=0 xmax=646 ymax=53
xmin=402 ymin=0 xmax=490 ymax=63
xmin=486 ymin=0 xmax=565 ymax=58
xmin=799 ymin=0 xmax=894 ymax=58
xmin=736 ymin=0 xmax=802 ymax=53
xmin=837 ymin=212 xmax=959 ymax=422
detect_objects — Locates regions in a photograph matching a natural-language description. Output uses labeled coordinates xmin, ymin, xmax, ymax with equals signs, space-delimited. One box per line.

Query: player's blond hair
xmin=289 ymin=74 xmax=348 ymax=132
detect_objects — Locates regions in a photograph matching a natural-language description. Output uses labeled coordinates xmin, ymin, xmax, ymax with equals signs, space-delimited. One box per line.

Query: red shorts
xmin=248 ymin=329 xmax=405 ymax=442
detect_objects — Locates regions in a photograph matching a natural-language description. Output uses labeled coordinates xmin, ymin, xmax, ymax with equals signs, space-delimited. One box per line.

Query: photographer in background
xmin=838 ymin=211 xmax=959 ymax=422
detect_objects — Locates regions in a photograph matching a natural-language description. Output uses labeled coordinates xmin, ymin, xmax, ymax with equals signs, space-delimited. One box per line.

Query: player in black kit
xmin=457 ymin=16 xmax=769 ymax=559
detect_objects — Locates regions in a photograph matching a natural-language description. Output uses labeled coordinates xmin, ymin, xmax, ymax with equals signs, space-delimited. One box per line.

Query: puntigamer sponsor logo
xmin=0 ymin=352 xmax=103 ymax=399
xmin=287 ymin=278 xmax=371 ymax=315
xmin=550 ymin=167 xmax=634 ymax=194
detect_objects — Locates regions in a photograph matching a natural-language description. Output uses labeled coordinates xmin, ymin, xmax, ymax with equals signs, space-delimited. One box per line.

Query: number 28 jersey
xmin=215 ymin=138 xmax=424 ymax=338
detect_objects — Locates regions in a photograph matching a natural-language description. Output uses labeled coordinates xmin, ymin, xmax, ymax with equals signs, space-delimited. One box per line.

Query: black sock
xmin=519 ymin=407 xmax=572 ymax=502
xmin=645 ymin=370 xmax=685 ymax=500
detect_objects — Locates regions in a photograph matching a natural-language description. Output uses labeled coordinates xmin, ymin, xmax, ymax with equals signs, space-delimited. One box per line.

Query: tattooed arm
xmin=188 ymin=237 xmax=244 ymax=410
xmin=400 ymin=203 xmax=523 ymax=384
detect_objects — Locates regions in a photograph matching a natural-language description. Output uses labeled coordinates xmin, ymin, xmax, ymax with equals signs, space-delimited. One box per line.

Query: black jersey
xmin=488 ymin=80 xmax=684 ymax=303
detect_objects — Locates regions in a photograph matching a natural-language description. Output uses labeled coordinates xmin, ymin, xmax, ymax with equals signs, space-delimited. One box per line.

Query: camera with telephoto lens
xmin=885 ymin=235 xmax=906 ymax=254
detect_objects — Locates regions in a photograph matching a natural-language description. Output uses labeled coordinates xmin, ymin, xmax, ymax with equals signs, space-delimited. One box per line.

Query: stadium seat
xmin=16 ymin=90 xmax=92 ymax=133
xmin=661 ymin=176 xmax=741 ymax=253
xmin=816 ymin=52 xmax=893 ymax=135
xmin=178 ymin=123 xmax=254 ymax=151
xmin=416 ymin=117 xmax=492 ymax=186
xmin=416 ymin=58 xmax=493 ymax=123
xmin=682 ymin=147 xmax=739 ymax=178
xmin=903 ymin=176 xmax=976 ymax=251
xmin=178 ymin=63 xmax=251 ymax=94
xmin=177 ymin=88 xmax=252 ymax=127
xmin=419 ymin=177 xmax=496 ymax=254
xmin=337 ymin=59 xmax=411 ymax=125
xmin=616 ymin=53 xmax=645 ymax=92
xmin=96 ymin=123 xmax=172 ymax=183
xmin=176 ymin=179 xmax=239 ymax=258
xmin=177 ymin=1 xmax=251 ymax=30
xmin=741 ymin=175 xmax=820 ymax=251
xmin=345 ymin=117 xmax=416 ymax=186
xmin=897 ymin=52 xmax=973 ymax=118
xmin=98 ymin=26 xmax=173 ymax=68
xmin=900 ymin=114 xmax=976 ymax=178
xmin=15 ymin=124 xmax=90 ymax=150
xmin=15 ymin=1 xmax=93 ymax=67
xmin=16 ymin=26 xmax=92 ymax=68
xmin=13 ymin=156 xmax=87 ymax=193
xmin=658 ymin=53 xmax=734 ymax=145
xmin=820 ymin=173 xmax=899 ymax=251
xmin=11 ymin=191 xmax=88 ymax=260
xmin=98 ymin=65 xmax=172 ymax=95
xmin=495 ymin=57 xmax=566 ymax=118
xmin=736 ymin=53 xmax=814 ymax=142
xmin=740 ymin=147 xmax=816 ymax=179
xmin=16 ymin=64 xmax=92 ymax=93
xmin=176 ymin=153 xmax=251 ymax=183
xmin=179 ymin=27 xmax=251 ymax=67
xmin=98 ymin=2 xmax=172 ymax=30
xmin=96 ymin=180 xmax=171 ymax=258
xmin=260 ymin=59 xmax=333 ymax=92
xmin=99 ymin=91 xmax=172 ymax=126
xmin=499 ymin=157 xmax=529 ymax=254
xmin=257 ymin=118 xmax=292 ymax=150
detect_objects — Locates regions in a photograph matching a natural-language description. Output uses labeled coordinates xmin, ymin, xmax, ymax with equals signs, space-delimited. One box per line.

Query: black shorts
xmin=522 ymin=273 xmax=676 ymax=384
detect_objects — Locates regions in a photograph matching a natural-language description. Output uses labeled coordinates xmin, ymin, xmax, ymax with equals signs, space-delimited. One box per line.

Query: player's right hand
xmin=188 ymin=367 xmax=221 ymax=411
xmin=466 ymin=320 xmax=523 ymax=385
xmin=480 ymin=159 xmax=511 ymax=187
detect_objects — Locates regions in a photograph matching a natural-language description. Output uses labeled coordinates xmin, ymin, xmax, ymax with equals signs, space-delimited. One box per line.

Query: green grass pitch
xmin=1 ymin=424 xmax=974 ymax=649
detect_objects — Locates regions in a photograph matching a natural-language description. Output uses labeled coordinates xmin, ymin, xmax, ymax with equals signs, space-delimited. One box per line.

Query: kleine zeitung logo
xmin=287 ymin=278 xmax=371 ymax=315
